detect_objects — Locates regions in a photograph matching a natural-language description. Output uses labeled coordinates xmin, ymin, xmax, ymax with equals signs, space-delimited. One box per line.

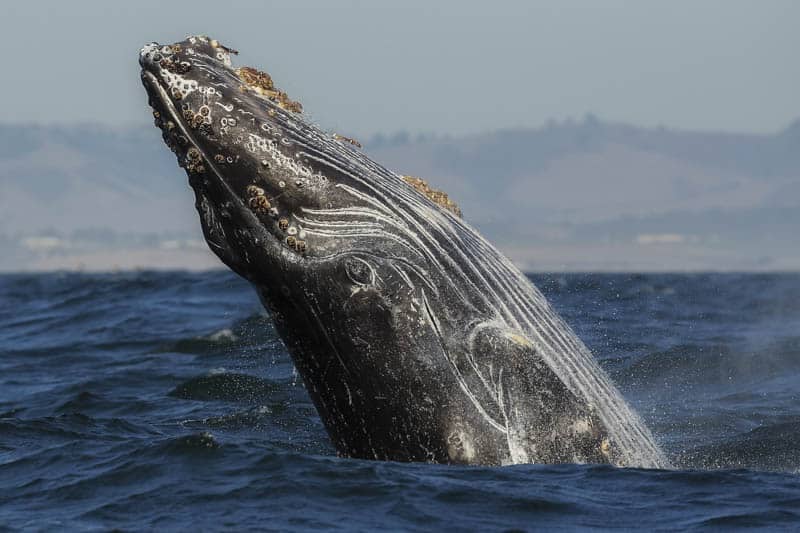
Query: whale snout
xmin=138 ymin=42 xmax=163 ymax=70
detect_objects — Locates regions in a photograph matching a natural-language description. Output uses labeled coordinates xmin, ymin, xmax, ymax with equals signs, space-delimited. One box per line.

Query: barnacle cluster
xmin=183 ymin=146 xmax=206 ymax=174
xmin=181 ymin=104 xmax=212 ymax=131
xmin=332 ymin=133 xmax=362 ymax=148
xmin=245 ymin=191 xmax=307 ymax=254
xmin=235 ymin=65 xmax=303 ymax=113
xmin=246 ymin=184 xmax=271 ymax=215
xmin=402 ymin=176 xmax=462 ymax=217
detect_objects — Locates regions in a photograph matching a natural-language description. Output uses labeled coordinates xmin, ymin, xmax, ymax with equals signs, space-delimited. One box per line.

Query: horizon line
xmin=1 ymin=113 xmax=797 ymax=140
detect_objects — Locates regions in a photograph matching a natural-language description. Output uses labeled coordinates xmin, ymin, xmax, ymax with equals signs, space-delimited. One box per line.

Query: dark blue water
xmin=2 ymin=272 xmax=799 ymax=530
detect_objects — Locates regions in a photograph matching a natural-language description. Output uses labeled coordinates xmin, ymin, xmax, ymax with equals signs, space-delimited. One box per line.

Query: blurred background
xmin=1 ymin=0 xmax=798 ymax=272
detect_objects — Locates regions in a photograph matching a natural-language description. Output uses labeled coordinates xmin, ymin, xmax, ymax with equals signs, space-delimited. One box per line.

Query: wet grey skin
xmin=139 ymin=36 xmax=669 ymax=468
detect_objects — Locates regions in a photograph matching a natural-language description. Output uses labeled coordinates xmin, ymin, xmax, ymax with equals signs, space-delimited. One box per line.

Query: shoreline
xmin=3 ymin=246 xmax=798 ymax=275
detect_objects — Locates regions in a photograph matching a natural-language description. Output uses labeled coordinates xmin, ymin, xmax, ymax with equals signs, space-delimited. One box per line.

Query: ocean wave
xmin=169 ymin=372 xmax=284 ymax=403
xmin=3 ymin=272 xmax=800 ymax=529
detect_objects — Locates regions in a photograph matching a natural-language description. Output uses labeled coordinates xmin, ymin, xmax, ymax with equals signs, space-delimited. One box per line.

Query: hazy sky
xmin=2 ymin=0 xmax=798 ymax=136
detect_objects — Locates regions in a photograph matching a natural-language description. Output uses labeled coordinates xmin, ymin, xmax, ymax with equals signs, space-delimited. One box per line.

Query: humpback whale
xmin=139 ymin=36 xmax=669 ymax=468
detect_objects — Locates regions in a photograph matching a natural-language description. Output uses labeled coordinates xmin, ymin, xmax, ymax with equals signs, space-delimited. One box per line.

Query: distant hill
xmin=366 ymin=117 xmax=800 ymax=270
xmin=0 ymin=124 xmax=197 ymax=235
xmin=1 ymin=117 xmax=798 ymax=271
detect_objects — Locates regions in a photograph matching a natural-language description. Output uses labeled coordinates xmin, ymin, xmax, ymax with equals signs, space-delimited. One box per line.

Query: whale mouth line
xmin=141 ymin=71 xmax=212 ymax=171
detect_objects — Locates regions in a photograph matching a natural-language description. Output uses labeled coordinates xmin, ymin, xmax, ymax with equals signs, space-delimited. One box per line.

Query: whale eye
xmin=344 ymin=257 xmax=374 ymax=287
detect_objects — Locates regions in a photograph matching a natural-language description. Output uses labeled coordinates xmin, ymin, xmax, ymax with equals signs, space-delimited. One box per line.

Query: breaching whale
xmin=139 ymin=35 xmax=669 ymax=468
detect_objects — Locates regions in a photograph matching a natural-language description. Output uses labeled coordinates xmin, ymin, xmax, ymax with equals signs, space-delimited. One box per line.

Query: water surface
xmin=1 ymin=272 xmax=799 ymax=530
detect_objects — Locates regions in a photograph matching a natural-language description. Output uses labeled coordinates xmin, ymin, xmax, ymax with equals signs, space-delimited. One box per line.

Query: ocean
xmin=1 ymin=271 xmax=799 ymax=530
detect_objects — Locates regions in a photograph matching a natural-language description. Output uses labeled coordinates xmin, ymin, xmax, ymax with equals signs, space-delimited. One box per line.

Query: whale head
xmin=139 ymin=35 xmax=456 ymax=285
xmin=140 ymin=36 xmax=310 ymax=277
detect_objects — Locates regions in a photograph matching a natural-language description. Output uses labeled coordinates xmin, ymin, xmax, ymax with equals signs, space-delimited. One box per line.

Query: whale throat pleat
xmin=279 ymin=121 xmax=668 ymax=469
